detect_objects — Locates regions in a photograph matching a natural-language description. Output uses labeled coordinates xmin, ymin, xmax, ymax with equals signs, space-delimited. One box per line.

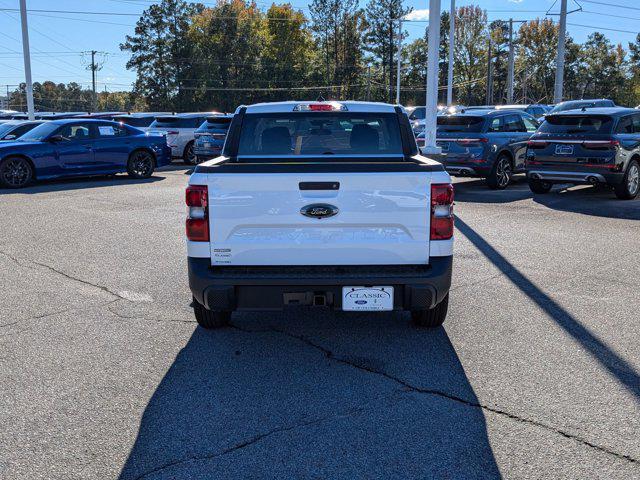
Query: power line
xmin=567 ymin=22 xmax=639 ymax=34
xmin=580 ymin=0 xmax=640 ymax=11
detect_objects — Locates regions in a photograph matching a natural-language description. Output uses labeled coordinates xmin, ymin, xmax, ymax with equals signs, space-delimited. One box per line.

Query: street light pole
xmin=19 ymin=0 xmax=34 ymax=120
xmin=395 ymin=19 xmax=403 ymax=105
xmin=554 ymin=0 xmax=568 ymax=104
xmin=507 ymin=18 xmax=515 ymax=104
xmin=423 ymin=0 xmax=441 ymax=155
xmin=447 ymin=0 xmax=455 ymax=106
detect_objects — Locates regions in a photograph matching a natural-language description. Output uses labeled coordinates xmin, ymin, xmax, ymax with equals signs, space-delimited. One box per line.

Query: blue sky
xmin=0 ymin=0 xmax=637 ymax=93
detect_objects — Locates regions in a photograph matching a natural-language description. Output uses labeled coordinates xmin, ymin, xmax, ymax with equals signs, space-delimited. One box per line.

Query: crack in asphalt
xmin=128 ymin=414 xmax=343 ymax=480
xmin=0 ymin=250 xmax=127 ymax=301
xmin=263 ymin=325 xmax=639 ymax=467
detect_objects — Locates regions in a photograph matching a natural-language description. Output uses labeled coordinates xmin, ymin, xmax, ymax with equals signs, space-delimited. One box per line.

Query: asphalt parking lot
xmin=1 ymin=167 xmax=639 ymax=479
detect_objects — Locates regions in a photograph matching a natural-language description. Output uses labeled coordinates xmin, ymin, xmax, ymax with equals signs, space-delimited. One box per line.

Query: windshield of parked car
xmin=437 ymin=116 xmax=485 ymax=132
xmin=150 ymin=117 xmax=202 ymax=129
xmin=549 ymin=102 xmax=598 ymax=114
xmin=408 ymin=108 xmax=426 ymax=120
xmin=538 ymin=115 xmax=614 ymax=134
xmin=15 ymin=122 xmax=59 ymax=142
xmin=115 ymin=116 xmax=154 ymax=128
xmin=197 ymin=117 xmax=232 ymax=132
xmin=0 ymin=123 xmax=18 ymax=136
xmin=237 ymin=113 xmax=403 ymax=157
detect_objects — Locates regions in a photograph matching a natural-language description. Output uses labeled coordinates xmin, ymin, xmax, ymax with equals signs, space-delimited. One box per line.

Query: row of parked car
xmin=414 ymin=99 xmax=639 ymax=200
xmin=0 ymin=110 xmax=233 ymax=165
xmin=0 ymin=100 xmax=638 ymax=201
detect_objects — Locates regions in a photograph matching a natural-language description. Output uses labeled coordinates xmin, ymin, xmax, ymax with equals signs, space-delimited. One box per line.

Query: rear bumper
xmin=188 ymin=256 xmax=453 ymax=312
xmin=526 ymin=168 xmax=624 ymax=185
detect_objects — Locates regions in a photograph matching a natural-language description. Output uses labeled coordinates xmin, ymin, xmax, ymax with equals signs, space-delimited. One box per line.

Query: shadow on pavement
xmin=0 ymin=165 xmax=190 ymax=195
xmin=119 ymin=314 xmax=501 ymax=479
xmin=532 ymin=184 xmax=640 ymax=220
xmin=453 ymin=176 xmax=533 ymax=204
xmin=455 ymin=215 xmax=640 ymax=402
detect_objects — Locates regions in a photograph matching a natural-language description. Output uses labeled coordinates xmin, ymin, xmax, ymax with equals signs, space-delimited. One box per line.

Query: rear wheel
xmin=183 ymin=142 xmax=196 ymax=164
xmin=528 ymin=178 xmax=553 ymax=194
xmin=127 ymin=150 xmax=155 ymax=179
xmin=614 ymin=159 xmax=640 ymax=200
xmin=486 ymin=155 xmax=512 ymax=190
xmin=0 ymin=156 xmax=33 ymax=189
xmin=411 ymin=294 xmax=449 ymax=328
xmin=193 ymin=297 xmax=231 ymax=329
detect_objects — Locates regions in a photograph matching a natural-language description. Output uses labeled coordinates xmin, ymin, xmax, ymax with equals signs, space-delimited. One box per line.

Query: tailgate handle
xmin=299 ymin=182 xmax=340 ymax=191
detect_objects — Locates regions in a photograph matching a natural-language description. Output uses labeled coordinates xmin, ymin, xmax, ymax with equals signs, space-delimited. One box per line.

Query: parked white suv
xmin=148 ymin=113 xmax=219 ymax=163
xmin=185 ymin=101 xmax=454 ymax=329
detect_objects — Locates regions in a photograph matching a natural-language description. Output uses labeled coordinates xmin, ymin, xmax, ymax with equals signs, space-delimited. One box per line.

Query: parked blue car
xmin=0 ymin=119 xmax=171 ymax=189
xmin=417 ymin=109 xmax=540 ymax=189
xmin=193 ymin=115 xmax=233 ymax=163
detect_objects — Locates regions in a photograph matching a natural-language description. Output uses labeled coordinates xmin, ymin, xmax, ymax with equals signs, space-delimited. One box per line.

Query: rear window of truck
xmin=236 ymin=113 xmax=403 ymax=156
xmin=437 ymin=116 xmax=484 ymax=132
xmin=538 ymin=115 xmax=614 ymax=134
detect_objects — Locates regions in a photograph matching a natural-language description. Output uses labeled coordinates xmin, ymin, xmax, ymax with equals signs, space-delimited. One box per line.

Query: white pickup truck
xmin=186 ymin=101 xmax=454 ymax=329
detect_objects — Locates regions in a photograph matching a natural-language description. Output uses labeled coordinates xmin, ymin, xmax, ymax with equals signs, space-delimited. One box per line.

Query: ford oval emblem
xmin=300 ymin=203 xmax=339 ymax=219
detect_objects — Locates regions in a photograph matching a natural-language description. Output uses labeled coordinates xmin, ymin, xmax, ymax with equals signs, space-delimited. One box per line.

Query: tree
xmin=453 ymin=6 xmax=487 ymax=105
xmin=364 ymin=0 xmax=411 ymax=102
xmin=309 ymin=0 xmax=366 ymax=99
xmin=120 ymin=0 xmax=204 ymax=110
xmin=575 ymin=33 xmax=626 ymax=102
xmin=516 ymin=18 xmax=558 ymax=103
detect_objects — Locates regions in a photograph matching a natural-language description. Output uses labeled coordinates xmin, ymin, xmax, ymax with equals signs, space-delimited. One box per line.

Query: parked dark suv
xmin=193 ymin=115 xmax=233 ymax=163
xmin=417 ymin=109 xmax=539 ymax=189
xmin=525 ymin=107 xmax=640 ymax=199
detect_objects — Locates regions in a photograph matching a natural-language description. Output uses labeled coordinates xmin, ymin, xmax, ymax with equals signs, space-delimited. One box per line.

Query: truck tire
xmin=192 ymin=297 xmax=231 ymax=329
xmin=411 ymin=294 xmax=449 ymax=328
xmin=486 ymin=155 xmax=512 ymax=190
xmin=614 ymin=159 xmax=640 ymax=200
xmin=528 ymin=178 xmax=553 ymax=194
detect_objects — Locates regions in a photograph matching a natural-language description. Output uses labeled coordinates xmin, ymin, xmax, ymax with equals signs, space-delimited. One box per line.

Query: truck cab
xmin=186 ymin=101 xmax=454 ymax=329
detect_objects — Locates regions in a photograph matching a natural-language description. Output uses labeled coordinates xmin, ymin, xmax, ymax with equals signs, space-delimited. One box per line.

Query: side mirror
xmin=47 ymin=134 xmax=66 ymax=143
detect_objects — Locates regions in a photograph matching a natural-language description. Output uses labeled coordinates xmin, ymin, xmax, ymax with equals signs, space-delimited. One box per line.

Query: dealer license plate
xmin=342 ymin=286 xmax=394 ymax=311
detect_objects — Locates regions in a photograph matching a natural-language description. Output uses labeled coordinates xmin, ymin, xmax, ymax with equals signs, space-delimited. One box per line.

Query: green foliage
xmin=12 ymin=2 xmax=640 ymax=112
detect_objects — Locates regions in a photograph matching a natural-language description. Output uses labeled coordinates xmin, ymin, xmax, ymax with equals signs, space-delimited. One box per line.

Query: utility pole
xmin=395 ymin=19 xmax=403 ymax=105
xmin=553 ymin=0 xmax=568 ymax=104
xmin=486 ymin=35 xmax=493 ymax=105
xmin=507 ymin=19 xmax=515 ymax=104
xmin=447 ymin=0 xmax=455 ymax=106
xmin=423 ymin=0 xmax=442 ymax=155
xmin=90 ymin=50 xmax=97 ymax=112
xmin=366 ymin=65 xmax=371 ymax=101
xmin=19 ymin=0 xmax=34 ymax=120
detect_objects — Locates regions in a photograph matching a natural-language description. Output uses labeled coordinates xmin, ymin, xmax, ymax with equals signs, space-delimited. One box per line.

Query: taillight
xmin=186 ymin=185 xmax=209 ymax=242
xmin=430 ymin=183 xmax=454 ymax=241
xmin=456 ymin=138 xmax=488 ymax=145
xmin=527 ymin=140 xmax=548 ymax=149
xmin=583 ymin=140 xmax=619 ymax=149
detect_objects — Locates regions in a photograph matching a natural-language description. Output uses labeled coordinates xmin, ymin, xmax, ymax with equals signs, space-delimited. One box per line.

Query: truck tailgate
xmin=205 ymin=172 xmax=431 ymax=266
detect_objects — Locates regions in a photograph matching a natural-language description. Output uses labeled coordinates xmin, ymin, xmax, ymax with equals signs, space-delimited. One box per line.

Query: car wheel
xmin=614 ymin=159 xmax=640 ymax=200
xmin=183 ymin=142 xmax=196 ymax=165
xmin=528 ymin=178 xmax=553 ymax=194
xmin=127 ymin=150 xmax=155 ymax=179
xmin=193 ymin=297 xmax=231 ymax=329
xmin=411 ymin=294 xmax=449 ymax=328
xmin=0 ymin=156 xmax=33 ymax=189
xmin=487 ymin=155 xmax=512 ymax=190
